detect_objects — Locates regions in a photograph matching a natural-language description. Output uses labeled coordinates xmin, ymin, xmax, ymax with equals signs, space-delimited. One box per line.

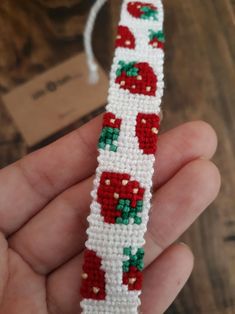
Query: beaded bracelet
xmin=80 ymin=1 xmax=164 ymax=313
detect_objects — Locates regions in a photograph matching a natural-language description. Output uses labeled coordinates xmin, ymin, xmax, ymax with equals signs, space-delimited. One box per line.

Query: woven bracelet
xmin=80 ymin=1 xmax=165 ymax=313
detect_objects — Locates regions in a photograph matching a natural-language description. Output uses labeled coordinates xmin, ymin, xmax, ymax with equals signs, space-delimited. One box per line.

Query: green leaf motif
xmin=149 ymin=30 xmax=165 ymax=42
xmin=122 ymin=247 xmax=145 ymax=272
xmin=115 ymin=199 xmax=143 ymax=225
xmin=116 ymin=61 xmax=139 ymax=77
xmin=126 ymin=67 xmax=138 ymax=76
xmin=140 ymin=6 xmax=158 ymax=21
xmin=98 ymin=126 xmax=120 ymax=152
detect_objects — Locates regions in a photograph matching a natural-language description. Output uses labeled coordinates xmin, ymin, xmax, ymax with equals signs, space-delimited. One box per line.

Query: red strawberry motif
xmin=123 ymin=266 xmax=143 ymax=291
xmin=149 ymin=30 xmax=165 ymax=49
xmin=102 ymin=112 xmax=122 ymax=129
xmin=98 ymin=112 xmax=122 ymax=152
xmin=80 ymin=250 xmax=106 ymax=300
xmin=136 ymin=113 xmax=160 ymax=154
xmin=122 ymin=247 xmax=144 ymax=291
xmin=97 ymin=172 xmax=145 ymax=224
xmin=127 ymin=2 xmax=158 ymax=20
xmin=115 ymin=61 xmax=157 ymax=96
xmin=115 ymin=25 xmax=135 ymax=49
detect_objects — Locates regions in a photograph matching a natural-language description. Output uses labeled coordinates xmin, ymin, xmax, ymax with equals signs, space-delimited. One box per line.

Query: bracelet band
xmin=80 ymin=1 xmax=164 ymax=312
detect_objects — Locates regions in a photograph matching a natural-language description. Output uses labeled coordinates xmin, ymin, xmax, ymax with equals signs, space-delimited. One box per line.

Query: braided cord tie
xmin=80 ymin=1 xmax=165 ymax=313
xmin=83 ymin=0 xmax=108 ymax=84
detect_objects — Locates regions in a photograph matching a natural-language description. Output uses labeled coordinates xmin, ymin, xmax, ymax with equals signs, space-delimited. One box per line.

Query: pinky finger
xmin=141 ymin=243 xmax=194 ymax=314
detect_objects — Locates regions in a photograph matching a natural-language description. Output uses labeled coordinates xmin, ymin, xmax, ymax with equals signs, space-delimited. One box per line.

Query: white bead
xmin=152 ymin=127 xmax=158 ymax=134
xmin=122 ymin=179 xmax=128 ymax=185
xmin=92 ymin=287 xmax=100 ymax=294
xmin=81 ymin=273 xmax=88 ymax=279
xmin=114 ymin=193 xmax=119 ymax=199
xmin=129 ymin=278 xmax=137 ymax=284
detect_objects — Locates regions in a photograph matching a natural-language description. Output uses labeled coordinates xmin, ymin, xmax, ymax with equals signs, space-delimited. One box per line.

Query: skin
xmin=0 ymin=116 xmax=221 ymax=314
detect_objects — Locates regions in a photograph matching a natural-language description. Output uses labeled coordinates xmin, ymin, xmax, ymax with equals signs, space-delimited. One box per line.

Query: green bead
xmin=99 ymin=136 xmax=106 ymax=142
xmin=100 ymin=129 xmax=107 ymax=136
xmin=123 ymin=218 xmax=129 ymax=225
xmin=137 ymin=248 xmax=145 ymax=256
xmin=137 ymin=261 xmax=144 ymax=271
xmin=98 ymin=142 xmax=106 ymax=149
xmin=123 ymin=264 xmax=129 ymax=272
xmin=110 ymin=145 xmax=117 ymax=152
xmin=106 ymin=133 xmax=113 ymax=139
xmin=116 ymin=204 xmax=123 ymax=210
xmin=122 ymin=212 xmax=129 ymax=219
xmin=123 ymin=205 xmax=130 ymax=213
xmin=123 ymin=247 xmax=132 ymax=256
xmin=99 ymin=132 xmax=106 ymax=138
xmin=129 ymin=212 xmax=135 ymax=218
xmin=134 ymin=216 xmax=142 ymax=225
xmin=116 ymin=217 xmax=123 ymax=224
xmin=131 ymin=254 xmax=138 ymax=262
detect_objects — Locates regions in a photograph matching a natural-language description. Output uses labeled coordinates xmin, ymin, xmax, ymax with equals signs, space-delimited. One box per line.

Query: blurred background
xmin=0 ymin=0 xmax=234 ymax=313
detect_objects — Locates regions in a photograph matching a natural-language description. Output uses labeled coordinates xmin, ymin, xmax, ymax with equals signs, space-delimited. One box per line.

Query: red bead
xmin=135 ymin=113 xmax=160 ymax=154
xmin=102 ymin=112 xmax=121 ymax=129
xmin=80 ymin=250 xmax=106 ymax=300
xmin=123 ymin=266 xmax=143 ymax=291
xmin=115 ymin=25 xmax=135 ymax=49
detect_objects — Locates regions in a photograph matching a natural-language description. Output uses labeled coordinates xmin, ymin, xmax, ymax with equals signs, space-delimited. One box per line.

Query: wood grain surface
xmin=0 ymin=0 xmax=234 ymax=313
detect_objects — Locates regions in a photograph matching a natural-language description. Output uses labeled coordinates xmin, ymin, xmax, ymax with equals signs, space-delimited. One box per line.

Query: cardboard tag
xmin=2 ymin=53 xmax=108 ymax=146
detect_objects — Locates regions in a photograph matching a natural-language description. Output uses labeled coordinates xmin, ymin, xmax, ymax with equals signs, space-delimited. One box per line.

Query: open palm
xmin=0 ymin=116 xmax=220 ymax=314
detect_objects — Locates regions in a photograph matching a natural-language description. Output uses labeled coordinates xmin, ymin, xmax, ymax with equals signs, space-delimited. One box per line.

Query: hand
xmin=0 ymin=116 xmax=220 ymax=314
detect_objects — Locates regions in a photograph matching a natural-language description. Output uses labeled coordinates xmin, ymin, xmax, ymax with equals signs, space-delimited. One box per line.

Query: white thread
xmin=84 ymin=0 xmax=108 ymax=84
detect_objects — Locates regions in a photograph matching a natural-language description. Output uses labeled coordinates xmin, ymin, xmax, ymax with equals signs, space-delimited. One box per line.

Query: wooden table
xmin=0 ymin=1 xmax=234 ymax=313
